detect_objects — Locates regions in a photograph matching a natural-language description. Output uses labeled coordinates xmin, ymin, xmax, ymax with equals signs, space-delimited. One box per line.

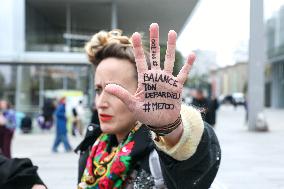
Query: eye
xmin=95 ymin=86 xmax=102 ymax=95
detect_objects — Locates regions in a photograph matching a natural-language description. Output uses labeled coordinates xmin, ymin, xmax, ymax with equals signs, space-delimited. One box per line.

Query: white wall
xmin=0 ymin=0 xmax=25 ymax=60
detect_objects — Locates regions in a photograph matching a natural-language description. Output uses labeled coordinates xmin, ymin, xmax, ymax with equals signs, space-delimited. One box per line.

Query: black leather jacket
xmin=0 ymin=155 xmax=45 ymax=189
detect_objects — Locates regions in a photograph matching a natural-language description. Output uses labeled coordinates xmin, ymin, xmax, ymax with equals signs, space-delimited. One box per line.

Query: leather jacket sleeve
xmin=0 ymin=155 xmax=45 ymax=189
xmin=157 ymin=123 xmax=221 ymax=189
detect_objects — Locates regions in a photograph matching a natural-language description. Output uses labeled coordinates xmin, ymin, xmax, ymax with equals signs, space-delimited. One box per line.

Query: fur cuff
xmin=153 ymin=104 xmax=204 ymax=161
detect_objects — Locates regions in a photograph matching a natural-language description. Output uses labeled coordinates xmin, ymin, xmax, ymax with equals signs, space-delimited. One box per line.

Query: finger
xmin=164 ymin=30 xmax=176 ymax=74
xmin=105 ymin=84 xmax=136 ymax=112
xmin=149 ymin=23 xmax=160 ymax=70
xmin=132 ymin=32 xmax=148 ymax=73
xmin=177 ymin=53 xmax=196 ymax=85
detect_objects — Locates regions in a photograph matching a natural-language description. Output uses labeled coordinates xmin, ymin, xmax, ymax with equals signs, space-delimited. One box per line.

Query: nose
xmin=96 ymin=90 xmax=110 ymax=109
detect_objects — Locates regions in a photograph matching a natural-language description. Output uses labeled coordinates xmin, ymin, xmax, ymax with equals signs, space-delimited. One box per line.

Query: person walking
xmin=0 ymin=100 xmax=16 ymax=158
xmin=42 ymin=98 xmax=56 ymax=130
xmin=52 ymin=97 xmax=72 ymax=152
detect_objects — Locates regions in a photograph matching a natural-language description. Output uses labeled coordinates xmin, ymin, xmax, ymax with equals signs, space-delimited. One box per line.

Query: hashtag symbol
xmin=143 ymin=102 xmax=151 ymax=112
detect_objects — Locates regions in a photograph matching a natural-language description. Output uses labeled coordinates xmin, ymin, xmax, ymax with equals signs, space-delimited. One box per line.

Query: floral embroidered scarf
xmin=79 ymin=126 xmax=140 ymax=189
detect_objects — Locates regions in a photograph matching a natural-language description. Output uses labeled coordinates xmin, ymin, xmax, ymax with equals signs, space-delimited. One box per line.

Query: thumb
xmin=105 ymin=84 xmax=136 ymax=112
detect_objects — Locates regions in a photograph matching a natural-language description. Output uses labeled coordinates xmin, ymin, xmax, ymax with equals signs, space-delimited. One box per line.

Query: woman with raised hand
xmin=75 ymin=23 xmax=221 ymax=189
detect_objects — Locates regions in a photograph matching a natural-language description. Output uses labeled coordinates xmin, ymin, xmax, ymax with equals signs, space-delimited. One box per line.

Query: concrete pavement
xmin=214 ymin=106 xmax=284 ymax=189
xmin=12 ymin=131 xmax=83 ymax=189
xmin=11 ymin=106 xmax=284 ymax=189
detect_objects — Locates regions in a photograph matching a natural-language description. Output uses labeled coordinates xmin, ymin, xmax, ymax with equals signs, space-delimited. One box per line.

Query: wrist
xmin=145 ymin=115 xmax=182 ymax=142
xmin=162 ymin=122 xmax=183 ymax=147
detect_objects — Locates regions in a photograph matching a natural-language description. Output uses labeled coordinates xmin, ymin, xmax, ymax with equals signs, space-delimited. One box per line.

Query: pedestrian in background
xmin=191 ymin=89 xmax=219 ymax=127
xmin=206 ymin=95 xmax=219 ymax=127
xmin=191 ymin=89 xmax=210 ymax=120
xmin=0 ymin=100 xmax=16 ymax=158
xmin=71 ymin=106 xmax=79 ymax=136
xmin=42 ymin=98 xmax=56 ymax=130
xmin=72 ymin=100 xmax=86 ymax=136
xmin=52 ymin=97 xmax=72 ymax=153
xmin=76 ymin=100 xmax=85 ymax=135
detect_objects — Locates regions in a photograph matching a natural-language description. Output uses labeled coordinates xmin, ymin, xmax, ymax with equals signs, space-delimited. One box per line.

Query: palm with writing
xmin=105 ymin=23 xmax=195 ymax=127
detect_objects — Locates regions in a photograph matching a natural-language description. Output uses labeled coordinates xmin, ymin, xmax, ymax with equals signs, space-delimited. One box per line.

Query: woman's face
xmin=95 ymin=57 xmax=137 ymax=139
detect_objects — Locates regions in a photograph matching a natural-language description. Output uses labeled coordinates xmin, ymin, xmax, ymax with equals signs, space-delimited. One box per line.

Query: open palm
xmin=105 ymin=23 xmax=195 ymax=127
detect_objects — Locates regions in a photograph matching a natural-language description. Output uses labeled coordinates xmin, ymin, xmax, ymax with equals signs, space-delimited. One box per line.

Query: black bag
xmin=20 ymin=116 xmax=32 ymax=133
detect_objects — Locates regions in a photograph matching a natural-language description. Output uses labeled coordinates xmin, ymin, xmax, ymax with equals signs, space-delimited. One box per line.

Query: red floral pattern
xmin=117 ymin=141 xmax=134 ymax=156
xmin=111 ymin=160 xmax=126 ymax=175
xmin=96 ymin=141 xmax=107 ymax=155
xmin=98 ymin=177 xmax=114 ymax=189
xmin=80 ymin=125 xmax=140 ymax=189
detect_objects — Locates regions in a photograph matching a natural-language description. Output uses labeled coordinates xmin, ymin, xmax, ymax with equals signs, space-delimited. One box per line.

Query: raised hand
xmin=105 ymin=23 xmax=195 ymax=127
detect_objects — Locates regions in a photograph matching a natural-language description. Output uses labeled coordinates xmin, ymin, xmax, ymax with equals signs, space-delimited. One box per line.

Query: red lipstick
xmin=99 ymin=114 xmax=113 ymax=122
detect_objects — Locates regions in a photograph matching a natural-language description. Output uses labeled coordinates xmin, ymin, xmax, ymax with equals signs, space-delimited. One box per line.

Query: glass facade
xmin=266 ymin=5 xmax=284 ymax=59
xmin=25 ymin=0 xmax=111 ymax=52
xmin=0 ymin=65 xmax=17 ymax=106
xmin=266 ymin=3 xmax=284 ymax=108
xmin=0 ymin=64 xmax=93 ymax=115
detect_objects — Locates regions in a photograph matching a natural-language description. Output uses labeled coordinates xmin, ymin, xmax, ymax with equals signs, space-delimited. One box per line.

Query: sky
xmin=177 ymin=0 xmax=284 ymax=67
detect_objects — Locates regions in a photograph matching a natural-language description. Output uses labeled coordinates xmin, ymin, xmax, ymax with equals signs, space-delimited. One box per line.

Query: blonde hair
xmin=85 ymin=29 xmax=149 ymax=70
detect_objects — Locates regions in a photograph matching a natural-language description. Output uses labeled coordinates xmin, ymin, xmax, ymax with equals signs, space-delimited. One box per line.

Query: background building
xmin=0 ymin=0 xmax=199 ymax=115
xmin=210 ymin=62 xmax=247 ymax=97
xmin=266 ymin=5 xmax=284 ymax=108
xmin=207 ymin=3 xmax=284 ymax=109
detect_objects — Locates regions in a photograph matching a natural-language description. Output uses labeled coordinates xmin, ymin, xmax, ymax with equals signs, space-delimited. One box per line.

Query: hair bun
xmin=85 ymin=29 xmax=132 ymax=63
